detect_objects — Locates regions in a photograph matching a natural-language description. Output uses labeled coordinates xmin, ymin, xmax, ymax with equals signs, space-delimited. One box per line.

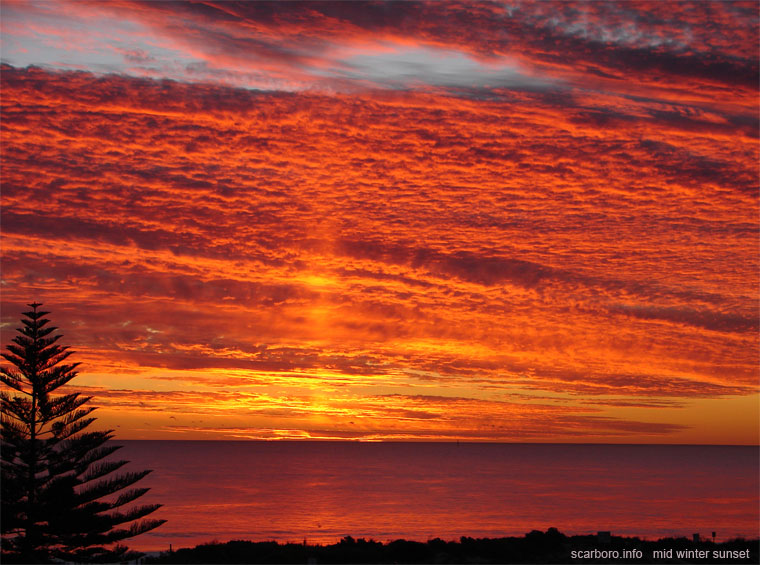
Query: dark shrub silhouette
xmin=1 ymin=303 xmax=165 ymax=563
xmin=147 ymin=531 xmax=759 ymax=564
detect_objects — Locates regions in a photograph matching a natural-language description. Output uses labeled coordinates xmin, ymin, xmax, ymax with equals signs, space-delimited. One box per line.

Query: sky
xmin=1 ymin=0 xmax=758 ymax=444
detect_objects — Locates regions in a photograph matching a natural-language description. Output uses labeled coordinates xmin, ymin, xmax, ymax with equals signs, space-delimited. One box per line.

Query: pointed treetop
xmin=23 ymin=303 xmax=49 ymax=320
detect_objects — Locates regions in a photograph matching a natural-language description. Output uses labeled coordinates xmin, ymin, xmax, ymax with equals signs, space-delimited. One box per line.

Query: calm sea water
xmin=113 ymin=441 xmax=759 ymax=551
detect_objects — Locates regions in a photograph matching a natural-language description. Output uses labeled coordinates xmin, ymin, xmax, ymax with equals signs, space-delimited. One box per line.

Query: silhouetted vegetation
xmin=146 ymin=529 xmax=759 ymax=564
xmin=1 ymin=303 xmax=165 ymax=563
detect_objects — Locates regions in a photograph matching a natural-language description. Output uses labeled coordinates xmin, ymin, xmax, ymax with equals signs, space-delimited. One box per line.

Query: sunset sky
xmin=1 ymin=0 xmax=758 ymax=444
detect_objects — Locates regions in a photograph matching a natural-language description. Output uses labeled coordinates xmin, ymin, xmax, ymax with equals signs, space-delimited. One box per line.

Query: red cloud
xmin=1 ymin=62 xmax=757 ymax=443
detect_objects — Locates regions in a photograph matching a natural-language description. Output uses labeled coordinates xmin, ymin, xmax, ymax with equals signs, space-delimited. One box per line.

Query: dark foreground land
xmin=145 ymin=529 xmax=759 ymax=564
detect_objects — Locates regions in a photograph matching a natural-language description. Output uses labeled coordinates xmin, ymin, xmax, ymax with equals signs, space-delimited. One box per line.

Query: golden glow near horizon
xmin=1 ymin=1 xmax=758 ymax=444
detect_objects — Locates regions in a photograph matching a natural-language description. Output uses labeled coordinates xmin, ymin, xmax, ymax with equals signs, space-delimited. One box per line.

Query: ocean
xmin=113 ymin=441 xmax=759 ymax=551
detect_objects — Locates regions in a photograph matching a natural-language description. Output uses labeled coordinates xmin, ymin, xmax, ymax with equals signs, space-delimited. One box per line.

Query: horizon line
xmin=114 ymin=439 xmax=760 ymax=447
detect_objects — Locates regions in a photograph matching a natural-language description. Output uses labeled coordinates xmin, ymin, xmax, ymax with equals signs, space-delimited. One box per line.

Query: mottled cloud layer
xmin=1 ymin=1 xmax=758 ymax=443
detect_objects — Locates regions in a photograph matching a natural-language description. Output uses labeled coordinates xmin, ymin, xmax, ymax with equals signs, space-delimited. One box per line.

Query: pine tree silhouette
xmin=1 ymin=303 xmax=165 ymax=563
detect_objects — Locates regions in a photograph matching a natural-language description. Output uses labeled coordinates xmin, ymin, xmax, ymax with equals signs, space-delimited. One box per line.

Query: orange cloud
xmin=1 ymin=51 xmax=757 ymax=444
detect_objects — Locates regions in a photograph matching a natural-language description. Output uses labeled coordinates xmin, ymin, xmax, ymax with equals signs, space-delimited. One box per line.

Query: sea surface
xmin=112 ymin=441 xmax=759 ymax=551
